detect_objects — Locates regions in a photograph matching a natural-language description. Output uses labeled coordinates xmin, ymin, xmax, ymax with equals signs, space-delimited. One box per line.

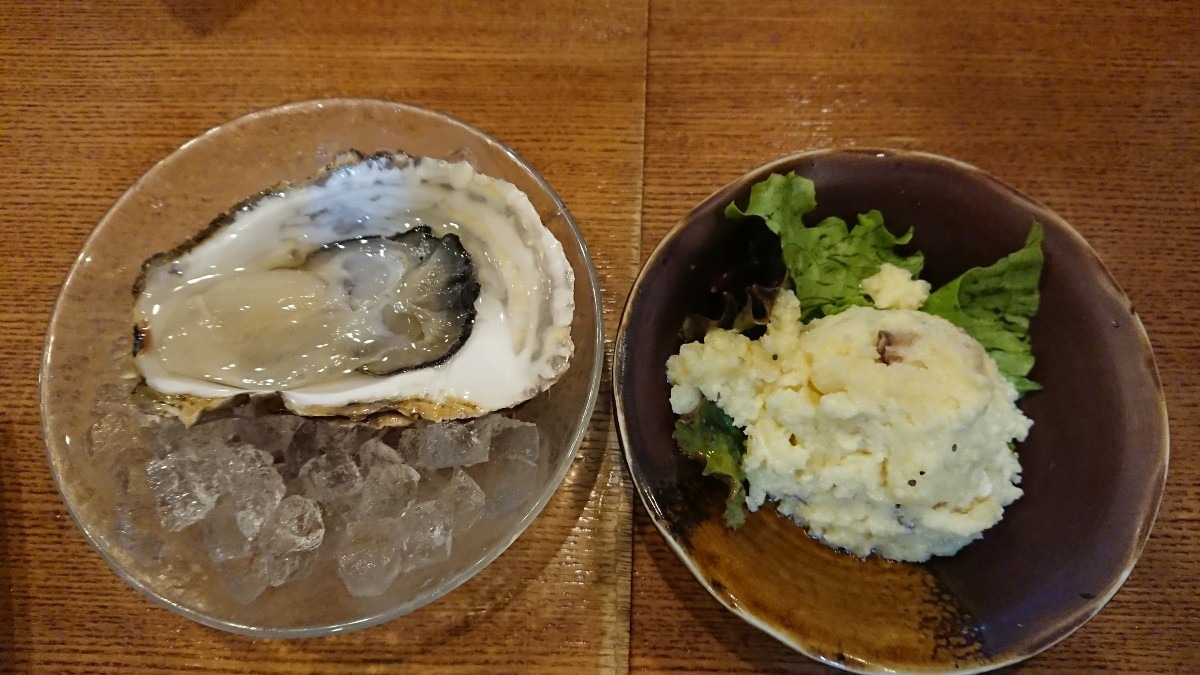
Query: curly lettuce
xmin=723 ymin=171 xmax=1043 ymax=390
xmin=726 ymin=172 xmax=923 ymax=322
xmin=782 ymin=209 xmax=924 ymax=321
xmin=923 ymin=222 xmax=1044 ymax=393
xmin=673 ymin=399 xmax=748 ymax=527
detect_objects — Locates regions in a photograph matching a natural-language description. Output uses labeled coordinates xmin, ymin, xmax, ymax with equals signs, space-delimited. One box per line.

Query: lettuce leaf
xmin=724 ymin=171 xmax=816 ymax=235
xmin=782 ymin=210 xmax=924 ymax=322
xmin=923 ymin=222 xmax=1044 ymax=394
xmin=673 ymin=399 xmax=748 ymax=527
xmin=726 ymin=173 xmax=923 ymax=321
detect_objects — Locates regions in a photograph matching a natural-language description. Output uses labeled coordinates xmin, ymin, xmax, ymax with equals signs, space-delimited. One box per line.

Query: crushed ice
xmin=86 ymin=398 xmax=541 ymax=602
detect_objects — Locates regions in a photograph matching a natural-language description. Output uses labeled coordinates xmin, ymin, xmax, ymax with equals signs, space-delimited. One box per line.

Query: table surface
xmin=2 ymin=1 xmax=1198 ymax=672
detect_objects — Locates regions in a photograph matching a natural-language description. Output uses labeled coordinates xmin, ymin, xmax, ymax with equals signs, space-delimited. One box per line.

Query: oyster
xmin=133 ymin=151 xmax=574 ymax=424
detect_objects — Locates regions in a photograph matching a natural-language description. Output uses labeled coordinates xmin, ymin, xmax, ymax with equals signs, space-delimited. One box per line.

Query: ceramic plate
xmin=615 ymin=148 xmax=1167 ymax=673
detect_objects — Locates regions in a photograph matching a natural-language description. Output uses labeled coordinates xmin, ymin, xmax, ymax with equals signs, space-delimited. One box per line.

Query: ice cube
xmin=184 ymin=416 xmax=293 ymax=460
xmin=337 ymin=517 xmax=403 ymax=597
xmin=222 ymin=445 xmax=285 ymax=539
xmin=444 ymin=466 xmax=485 ymax=531
xmin=464 ymin=416 xmax=541 ymax=517
xmin=184 ymin=417 xmax=243 ymax=448
xmin=172 ymin=430 xmax=237 ymax=464
xmin=466 ymin=413 xmax=503 ymax=444
xmin=145 ymin=448 xmax=223 ymax=531
xmin=266 ymin=548 xmax=319 ymax=587
xmin=109 ymin=436 xmax=173 ymax=564
xmin=396 ymin=500 xmax=453 ymax=572
xmin=356 ymin=462 xmax=420 ymax=521
xmin=264 ymin=495 xmax=325 ymax=553
xmin=402 ymin=421 xmax=488 ymax=469
xmin=201 ymin=501 xmax=253 ymax=562
xmin=114 ymin=500 xmax=164 ymax=567
xmin=412 ymin=466 xmax=451 ymax=503
xmin=484 ymin=416 xmax=540 ymax=463
xmin=233 ymin=478 xmax=284 ymax=539
xmin=86 ymin=407 xmax=157 ymax=470
xmin=223 ymin=443 xmax=274 ymax=474
xmin=466 ymin=454 xmax=539 ymax=518
xmin=237 ymin=415 xmax=306 ymax=462
xmin=222 ymin=554 xmax=270 ymax=605
xmin=285 ymin=420 xmax=353 ymax=478
xmin=357 ymin=439 xmax=419 ymax=514
xmin=258 ymin=495 xmax=324 ymax=587
xmin=358 ymin=437 xmax=403 ymax=470
xmin=144 ymin=415 xmax=188 ymax=456
xmin=298 ymin=452 xmax=363 ymax=515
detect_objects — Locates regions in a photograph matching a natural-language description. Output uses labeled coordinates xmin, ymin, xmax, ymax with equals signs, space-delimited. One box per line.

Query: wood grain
xmin=635 ymin=0 xmax=1200 ymax=672
xmin=0 ymin=0 xmax=644 ymax=672
xmin=4 ymin=0 xmax=1200 ymax=671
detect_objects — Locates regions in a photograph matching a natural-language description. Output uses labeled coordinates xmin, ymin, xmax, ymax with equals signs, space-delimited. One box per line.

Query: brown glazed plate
xmin=614 ymin=149 xmax=1168 ymax=673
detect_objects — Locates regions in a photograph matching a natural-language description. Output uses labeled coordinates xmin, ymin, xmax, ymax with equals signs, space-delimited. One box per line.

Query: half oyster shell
xmin=133 ymin=150 xmax=575 ymax=424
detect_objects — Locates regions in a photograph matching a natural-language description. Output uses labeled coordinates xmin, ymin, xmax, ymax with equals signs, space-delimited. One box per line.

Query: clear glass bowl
xmin=40 ymin=99 xmax=604 ymax=637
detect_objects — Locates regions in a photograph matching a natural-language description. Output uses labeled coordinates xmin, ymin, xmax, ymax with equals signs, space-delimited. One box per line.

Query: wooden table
xmin=2 ymin=1 xmax=1197 ymax=671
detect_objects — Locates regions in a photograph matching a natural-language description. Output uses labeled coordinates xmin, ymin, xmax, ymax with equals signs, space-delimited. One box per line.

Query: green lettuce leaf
xmin=725 ymin=173 xmax=924 ymax=321
xmin=724 ymin=171 xmax=816 ymax=235
xmin=673 ymin=399 xmax=748 ymax=527
xmin=923 ymin=222 xmax=1045 ymax=394
xmin=782 ymin=210 xmax=924 ymax=321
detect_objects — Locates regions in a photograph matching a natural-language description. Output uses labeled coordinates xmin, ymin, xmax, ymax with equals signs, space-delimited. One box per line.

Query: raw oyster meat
xmin=133 ymin=151 xmax=574 ymax=424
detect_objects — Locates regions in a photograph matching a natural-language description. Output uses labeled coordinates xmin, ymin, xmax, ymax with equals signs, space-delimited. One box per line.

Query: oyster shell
xmin=133 ymin=151 xmax=574 ymax=424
